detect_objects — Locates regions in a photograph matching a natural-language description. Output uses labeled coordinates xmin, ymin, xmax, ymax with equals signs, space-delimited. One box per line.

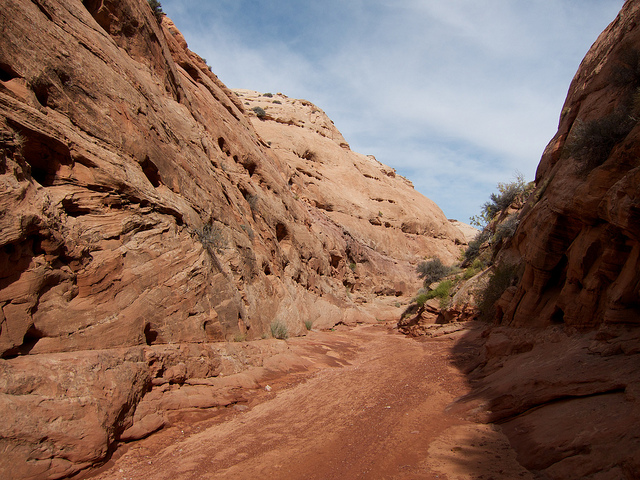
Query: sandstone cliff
xmin=499 ymin=0 xmax=640 ymax=329
xmin=449 ymin=1 xmax=640 ymax=478
xmin=0 ymin=0 xmax=464 ymax=477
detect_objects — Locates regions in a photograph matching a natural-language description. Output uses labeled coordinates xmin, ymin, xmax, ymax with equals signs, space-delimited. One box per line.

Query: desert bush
xmin=415 ymin=293 xmax=429 ymax=307
xmin=470 ymin=173 xmax=531 ymax=227
xmin=471 ymin=258 xmax=485 ymax=269
xmin=304 ymin=319 xmax=313 ymax=331
xmin=252 ymin=106 xmax=266 ymax=118
xmin=416 ymin=258 xmax=451 ymax=286
xmin=476 ymin=263 xmax=521 ymax=322
xmin=463 ymin=267 xmax=478 ymax=280
xmin=565 ymin=109 xmax=636 ymax=174
xmin=426 ymin=280 xmax=452 ymax=300
xmin=414 ymin=279 xmax=452 ymax=308
xmin=463 ymin=258 xmax=485 ymax=279
xmin=147 ymin=0 xmax=163 ymax=21
xmin=270 ymin=320 xmax=289 ymax=339
xmin=263 ymin=92 xmax=273 ymax=98
xmin=426 ymin=280 xmax=453 ymax=309
xmin=493 ymin=213 xmax=519 ymax=246
xmin=195 ymin=224 xmax=226 ymax=251
xmin=272 ymin=100 xmax=282 ymax=104
xmin=463 ymin=228 xmax=491 ymax=263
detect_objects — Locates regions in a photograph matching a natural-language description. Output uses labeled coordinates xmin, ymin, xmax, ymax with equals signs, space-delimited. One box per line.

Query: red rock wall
xmin=469 ymin=5 xmax=640 ymax=476
xmin=0 ymin=1 xmax=465 ymax=476
xmin=499 ymin=0 xmax=640 ymax=329
xmin=0 ymin=0 xmax=462 ymax=357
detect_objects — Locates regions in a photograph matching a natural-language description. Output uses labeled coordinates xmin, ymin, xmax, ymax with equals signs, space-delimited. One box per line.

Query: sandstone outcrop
xmin=498 ymin=0 xmax=640 ymax=329
xmin=0 ymin=0 xmax=464 ymax=477
xmin=453 ymin=324 xmax=640 ymax=480
xmin=236 ymin=89 xmax=466 ymax=307
xmin=446 ymin=2 xmax=640 ymax=478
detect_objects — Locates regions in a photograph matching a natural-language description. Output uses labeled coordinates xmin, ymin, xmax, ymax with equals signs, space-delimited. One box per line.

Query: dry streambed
xmin=86 ymin=323 xmax=531 ymax=480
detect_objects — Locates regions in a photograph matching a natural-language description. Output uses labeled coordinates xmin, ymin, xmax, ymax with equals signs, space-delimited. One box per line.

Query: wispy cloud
xmin=162 ymin=0 xmax=624 ymax=222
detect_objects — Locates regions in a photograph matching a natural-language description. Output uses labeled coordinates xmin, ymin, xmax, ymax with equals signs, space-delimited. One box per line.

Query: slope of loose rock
xmin=0 ymin=0 xmax=465 ymax=478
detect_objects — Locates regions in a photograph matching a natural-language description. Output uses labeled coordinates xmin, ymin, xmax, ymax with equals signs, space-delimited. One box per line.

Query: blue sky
xmin=161 ymin=0 xmax=625 ymax=223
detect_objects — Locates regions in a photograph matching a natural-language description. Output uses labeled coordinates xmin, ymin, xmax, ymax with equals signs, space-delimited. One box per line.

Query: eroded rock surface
xmin=446 ymin=2 xmax=640 ymax=478
xmin=499 ymin=1 xmax=640 ymax=329
xmin=0 ymin=0 xmax=464 ymax=477
xmin=453 ymin=325 xmax=640 ymax=480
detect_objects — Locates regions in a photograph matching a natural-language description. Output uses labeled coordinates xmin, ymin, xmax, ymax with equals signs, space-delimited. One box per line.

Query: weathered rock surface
xmin=0 ymin=348 xmax=150 ymax=479
xmin=0 ymin=0 xmax=464 ymax=477
xmin=448 ymin=219 xmax=479 ymax=243
xmin=447 ymin=2 xmax=640 ymax=478
xmin=499 ymin=0 xmax=640 ymax=329
xmin=237 ymin=89 xmax=465 ymax=263
xmin=454 ymin=325 xmax=640 ymax=480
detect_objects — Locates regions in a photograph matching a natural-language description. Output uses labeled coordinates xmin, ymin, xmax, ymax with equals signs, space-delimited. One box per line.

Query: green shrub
xmin=477 ymin=263 xmax=521 ymax=322
xmin=415 ymin=293 xmax=429 ymax=307
xmin=412 ymin=281 xmax=454 ymax=310
xmin=463 ymin=265 xmax=481 ymax=280
xmin=425 ymin=280 xmax=453 ymax=309
xmin=416 ymin=258 xmax=451 ymax=286
xmin=272 ymin=100 xmax=282 ymax=104
xmin=252 ymin=106 xmax=266 ymax=118
xmin=147 ymin=0 xmax=163 ymax=21
xmin=464 ymin=228 xmax=491 ymax=263
xmin=470 ymin=173 xmax=531 ymax=227
xmin=304 ymin=319 xmax=313 ymax=331
xmin=263 ymin=92 xmax=273 ymax=98
xmin=426 ymin=280 xmax=452 ymax=300
xmin=565 ymin=109 xmax=636 ymax=174
xmin=270 ymin=320 xmax=289 ymax=339
xmin=493 ymin=213 xmax=519 ymax=246
xmin=472 ymin=258 xmax=485 ymax=269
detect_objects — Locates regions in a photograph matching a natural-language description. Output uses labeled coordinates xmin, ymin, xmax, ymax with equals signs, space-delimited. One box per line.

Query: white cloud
xmin=161 ymin=0 xmax=625 ymax=222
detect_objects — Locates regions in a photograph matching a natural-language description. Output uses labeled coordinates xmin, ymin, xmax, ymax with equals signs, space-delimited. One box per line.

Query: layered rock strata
xmin=454 ymin=2 xmax=640 ymax=478
xmin=0 ymin=0 xmax=464 ymax=477
xmin=499 ymin=0 xmax=640 ymax=329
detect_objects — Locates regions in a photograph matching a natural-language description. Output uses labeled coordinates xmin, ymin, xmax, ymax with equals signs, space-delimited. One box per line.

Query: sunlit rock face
xmin=0 ymin=0 xmax=463 ymax=356
xmin=0 ymin=0 xmax=464 ymax=477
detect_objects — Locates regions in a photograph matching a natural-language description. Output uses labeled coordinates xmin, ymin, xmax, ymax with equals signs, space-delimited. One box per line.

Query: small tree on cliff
xmin=148 ymin=0 xmax=164 ymax=21
xmin=252 ymin=106 xmax=267 ymax=118
xmin=470 ymin=172 xmax=531 ymax=228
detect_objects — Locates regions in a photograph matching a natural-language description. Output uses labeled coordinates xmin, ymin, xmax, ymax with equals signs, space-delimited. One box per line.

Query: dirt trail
xmin=88 ymin=324 xmax=532 ymax=480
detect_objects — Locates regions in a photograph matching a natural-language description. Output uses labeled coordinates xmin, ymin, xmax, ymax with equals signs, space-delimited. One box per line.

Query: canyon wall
xmin=459 ymin=2 xmax=640 ymax=478
xmin=0 ymin=0 xmax=464 ymax=477
xmin=498 ymin=0 xmax=640 ymax=329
